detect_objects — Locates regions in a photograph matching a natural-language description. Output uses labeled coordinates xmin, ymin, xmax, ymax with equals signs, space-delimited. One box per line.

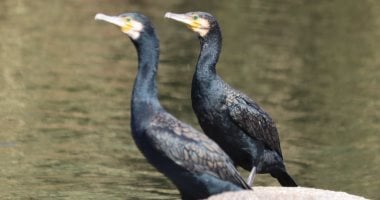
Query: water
xmin=1 ymin=0 xmax=379 ymax=199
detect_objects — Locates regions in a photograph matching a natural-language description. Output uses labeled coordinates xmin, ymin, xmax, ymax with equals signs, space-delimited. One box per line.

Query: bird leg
xmin=247 ymin=166 xmax=256 ymax=187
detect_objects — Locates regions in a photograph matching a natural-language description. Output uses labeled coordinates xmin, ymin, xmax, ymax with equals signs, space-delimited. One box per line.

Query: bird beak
xmin=165 ymin=12 xmax=210 ymax=37
xmin=95 ymin=13 xmax=124 ymax=27
xmin=165 ymin=12 xmax=201 ymax=30
xmin=165 ymin=12 xmax=193 ymax=25
xmin=95 ymin=13 xmax=133 ymax=32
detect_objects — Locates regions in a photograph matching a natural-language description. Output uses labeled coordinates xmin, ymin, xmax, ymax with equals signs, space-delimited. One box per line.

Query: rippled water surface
xmin=1 ymin=0 xmax=379 ymax=199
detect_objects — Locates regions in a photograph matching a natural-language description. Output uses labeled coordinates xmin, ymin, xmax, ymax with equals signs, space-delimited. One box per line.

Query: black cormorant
xmin=165 ymin=12 xmax=297 ymax=187
xmin=95 ymin=12 xmax=251 ymax=199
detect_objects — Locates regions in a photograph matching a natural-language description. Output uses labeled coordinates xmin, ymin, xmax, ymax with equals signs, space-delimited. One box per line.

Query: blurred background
xmin=0 ymin=0 xmax=379 ymax=199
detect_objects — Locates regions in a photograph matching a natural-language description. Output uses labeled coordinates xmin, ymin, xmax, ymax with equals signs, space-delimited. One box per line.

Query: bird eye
xmin=193 ymin=15 xmax=199 ymax=20
xmin=126 ymin=18 xmax=131 ymax=22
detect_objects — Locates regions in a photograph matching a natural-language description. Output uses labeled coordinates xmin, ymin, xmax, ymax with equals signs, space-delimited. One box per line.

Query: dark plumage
xmin=165 ymin=11 xmax=297 ymax=187
xmin=95 ymin=12 xmax=250 ymax=200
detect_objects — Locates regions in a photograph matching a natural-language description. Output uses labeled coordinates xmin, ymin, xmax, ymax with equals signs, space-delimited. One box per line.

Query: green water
xmin=1 ymin=0 xmax=379 ymax=199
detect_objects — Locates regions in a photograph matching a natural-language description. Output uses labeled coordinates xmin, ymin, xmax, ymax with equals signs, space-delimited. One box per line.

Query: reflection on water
xmin=0 ymin=0 xmax=379 ymax=199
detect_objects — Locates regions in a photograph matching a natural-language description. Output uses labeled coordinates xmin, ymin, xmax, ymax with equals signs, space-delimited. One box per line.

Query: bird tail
xmin=270 ymin=169 xmax=298 ymax=187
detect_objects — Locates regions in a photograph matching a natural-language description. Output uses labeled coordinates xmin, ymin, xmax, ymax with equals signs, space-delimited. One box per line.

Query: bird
xmin=165 ymin=11 xmax=297 ymax=187
xmin=95 ymin=12 xmax=251 ymax=200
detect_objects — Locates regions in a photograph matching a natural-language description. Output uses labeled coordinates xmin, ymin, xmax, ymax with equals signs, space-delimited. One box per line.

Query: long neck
xmin=131 ymin=33 xmax=161 ymax=121
xmin=195 ymin=26 xmax=222 ymax=79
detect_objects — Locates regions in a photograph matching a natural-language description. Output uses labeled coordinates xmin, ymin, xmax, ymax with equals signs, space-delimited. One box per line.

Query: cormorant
xmin=95 ymin=12 xmax=251 ymax=199
xmin=165 ymin=12 xmax=297 ymax=187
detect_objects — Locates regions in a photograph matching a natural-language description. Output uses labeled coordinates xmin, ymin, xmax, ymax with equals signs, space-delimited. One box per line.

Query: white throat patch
xmin=124 ymin=21 xmax=144 ymax=40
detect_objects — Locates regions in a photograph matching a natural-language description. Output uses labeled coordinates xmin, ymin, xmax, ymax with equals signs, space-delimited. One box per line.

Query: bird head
xmin=165 ymin=12 xmax=217 ymax=37
xmin=95 ymin=12 xmax=151 ymax=40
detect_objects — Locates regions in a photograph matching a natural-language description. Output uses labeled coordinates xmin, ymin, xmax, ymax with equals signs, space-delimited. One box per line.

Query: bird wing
xmin=226 ymin=93 xmax=283 ymax=157
xmin=145 ymin=112 xmax=250 ymax=189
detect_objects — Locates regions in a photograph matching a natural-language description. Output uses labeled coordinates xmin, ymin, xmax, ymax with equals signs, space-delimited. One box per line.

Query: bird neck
xmin=131 ymin=34 xmax=161 ymax=119
xmin=195 ymin=27 xmax=222 ymax=79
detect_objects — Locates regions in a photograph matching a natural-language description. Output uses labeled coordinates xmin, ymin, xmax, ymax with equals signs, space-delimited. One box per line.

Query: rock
xmin=208 ymin=186 xmax=367 ymax=200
